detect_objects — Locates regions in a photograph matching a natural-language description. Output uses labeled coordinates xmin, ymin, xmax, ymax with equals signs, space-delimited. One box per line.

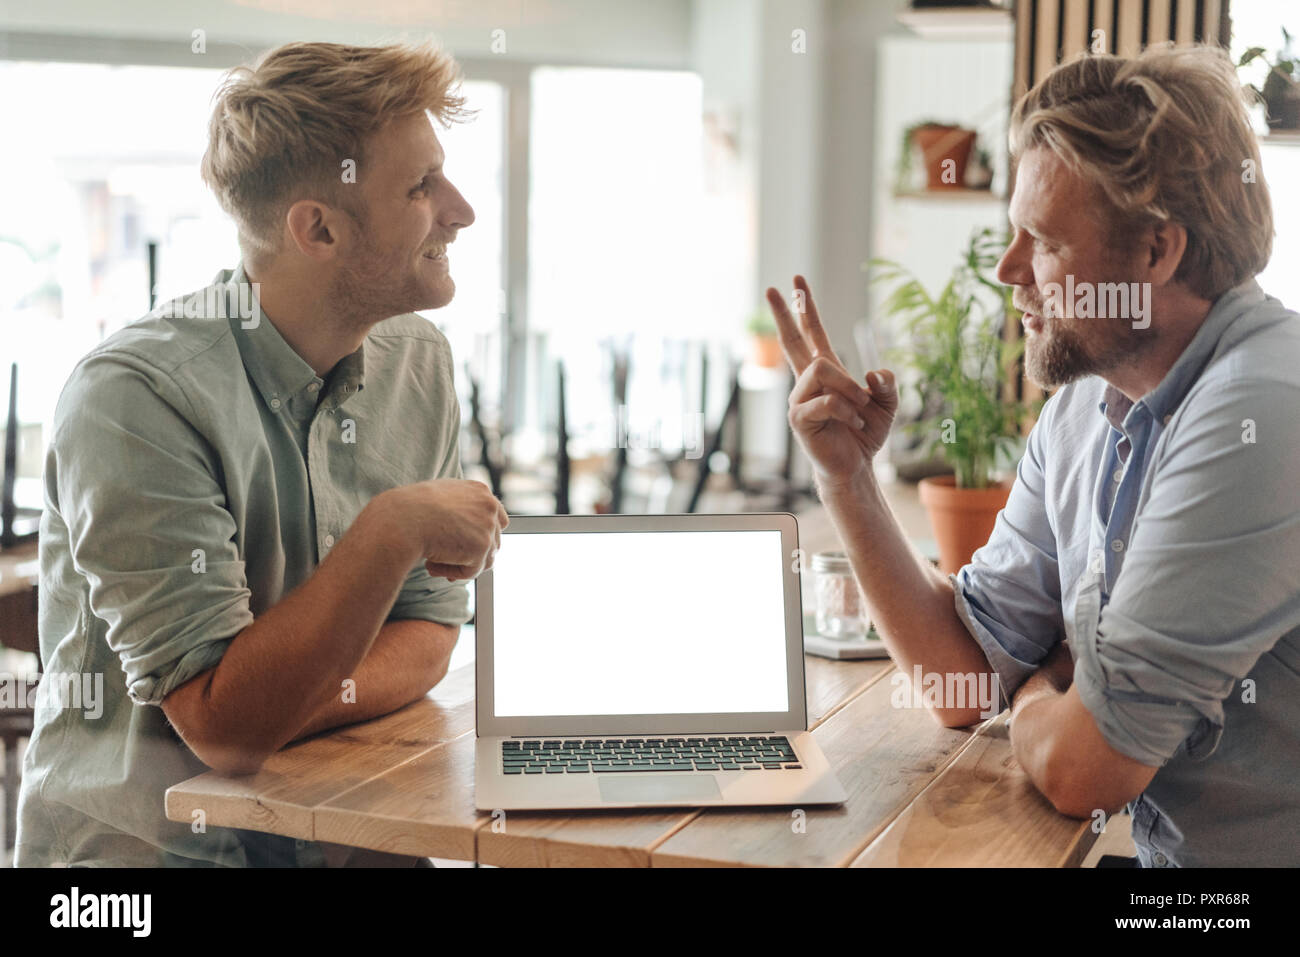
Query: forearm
xmin=1009 ymin=665 xmax=1071 ymax=803
xmin=178 ymin=496 xmax=418 ymax=768
xmin=290 ymin=618 xmax=460 ymax=741
xmin=819 ymin=471 xmax=994 ymax=725
xmin=1008 ymin=646 xmax=1153 ymax=817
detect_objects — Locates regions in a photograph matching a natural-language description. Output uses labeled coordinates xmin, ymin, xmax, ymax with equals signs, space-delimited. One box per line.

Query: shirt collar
xmin=1097 ymin=278 xmax=1267 ymax=434
xmin=223 ymin=263 xmax=366 ymax=411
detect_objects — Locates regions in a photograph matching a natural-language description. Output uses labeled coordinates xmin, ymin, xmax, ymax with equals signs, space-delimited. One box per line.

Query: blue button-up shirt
xmin=17 ymin=266 xmax=470 ymax=867
xmin=953 ymin=279 xmax=1300 ymax=867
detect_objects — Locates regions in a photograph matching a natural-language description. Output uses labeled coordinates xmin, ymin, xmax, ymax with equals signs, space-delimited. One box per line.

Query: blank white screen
xmin=491 ymin=529 xmax=789 ymax=717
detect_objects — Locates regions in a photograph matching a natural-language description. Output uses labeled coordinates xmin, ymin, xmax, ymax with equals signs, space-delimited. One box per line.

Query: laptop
xmin=474 ymin=512 xmax=847 ymax=811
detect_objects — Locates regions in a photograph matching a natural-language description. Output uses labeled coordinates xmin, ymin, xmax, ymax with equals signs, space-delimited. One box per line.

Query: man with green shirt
xmin=15 ymin=41 xmax=508 ymax=866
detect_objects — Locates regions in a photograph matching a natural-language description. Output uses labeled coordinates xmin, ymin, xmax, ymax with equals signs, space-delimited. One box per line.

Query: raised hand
xmin=765 ymin=275 xmax=898 ymax=490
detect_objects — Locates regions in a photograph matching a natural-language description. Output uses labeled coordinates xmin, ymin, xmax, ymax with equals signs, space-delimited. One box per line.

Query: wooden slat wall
xmin=1018 ymin=0 xmax=1230 ymax=89
xmin=1007 ymin=0 xmax=1232 ymax=407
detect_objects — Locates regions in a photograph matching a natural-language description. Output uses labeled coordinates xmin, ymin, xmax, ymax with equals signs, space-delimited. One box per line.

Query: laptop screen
xmin=490 ymin=529 xmax=790 ymax=717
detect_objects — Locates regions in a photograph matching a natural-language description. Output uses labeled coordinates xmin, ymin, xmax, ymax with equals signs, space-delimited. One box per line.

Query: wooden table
xmin=165 ymin=653 xmax=1100 ymax=867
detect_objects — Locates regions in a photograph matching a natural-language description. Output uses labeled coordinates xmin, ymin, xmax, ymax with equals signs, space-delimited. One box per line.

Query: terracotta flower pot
xmin=911 ymin=124 xmax=976 ymax=190
xmin=918 ymin=474 xmax=1012 ymax=575
xmin=752 ymin=334 xmax=783 ymax=368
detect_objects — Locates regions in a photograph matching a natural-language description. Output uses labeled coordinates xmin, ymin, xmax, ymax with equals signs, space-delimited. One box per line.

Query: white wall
xmin=754 ymin=0 xmax=826 ymax=319
xmin=815 ymin=0 xmax=910 ymax=378
xmin=688 ymin=0 xmax=910 ymax=470
xmin=0 ymin=0 xmax=694 ymax=68
xmin=690 ymin=0 xmax=909 ymax=375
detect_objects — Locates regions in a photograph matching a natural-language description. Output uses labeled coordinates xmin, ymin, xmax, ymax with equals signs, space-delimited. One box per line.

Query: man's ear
xmin=283 ymin=199 xmax=346 ymax=262
xmin=1144 ymin=220 xmax=1188 ymax=287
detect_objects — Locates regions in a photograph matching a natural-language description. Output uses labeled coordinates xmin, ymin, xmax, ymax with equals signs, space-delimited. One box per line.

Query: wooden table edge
xmin=806 ymin=660 xmax=895 ymax=731
xmin=830 ymin=715 xmax=995 ymax=867
xmin=846 ymin=713 xmax=1100 ymax=868
xmin=647 ymin=673 xmax=992 ymax=868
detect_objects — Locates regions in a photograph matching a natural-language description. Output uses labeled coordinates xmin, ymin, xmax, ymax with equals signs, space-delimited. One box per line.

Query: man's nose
xmin=446 ymin=186 xmax=475 ymax=231
xmin=995 ymin=234 xmax=1031 ymax=288
xmin=456 ymin=198 xmax=475 ymax=230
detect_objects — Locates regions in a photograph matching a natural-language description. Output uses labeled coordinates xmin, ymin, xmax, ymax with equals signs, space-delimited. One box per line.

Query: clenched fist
xmin=369 ymin=478 xmax=509 ymax=581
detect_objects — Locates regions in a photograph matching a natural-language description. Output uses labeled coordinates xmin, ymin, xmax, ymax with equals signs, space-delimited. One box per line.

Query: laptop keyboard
xmin=501 ymin=736 xmax=801 ymax=774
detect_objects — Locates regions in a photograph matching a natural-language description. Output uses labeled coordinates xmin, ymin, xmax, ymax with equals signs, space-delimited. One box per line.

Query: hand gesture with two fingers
xmin=765 ymin=275 xmax=899 ymax=490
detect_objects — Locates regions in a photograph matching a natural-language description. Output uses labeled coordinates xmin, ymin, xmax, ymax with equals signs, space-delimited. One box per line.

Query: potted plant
xmin=968 ymin=146 xmax=994 ymax=190
xmin=896 ymin=120 xmax=977 ymax=192
xmin=746 ymin=308 xmax=783 ymax=368
xmin=1239 ymin=28 xmax=1300 ymax=130
xmin=869 ymin=227 xmax=1041 ymax=574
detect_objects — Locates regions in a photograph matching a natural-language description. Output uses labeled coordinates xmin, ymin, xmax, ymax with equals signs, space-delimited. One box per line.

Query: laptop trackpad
xmin=598 ymin=774 xmax=721 ymax=803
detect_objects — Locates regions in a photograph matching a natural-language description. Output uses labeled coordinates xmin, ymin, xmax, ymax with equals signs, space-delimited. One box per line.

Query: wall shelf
xmin=897 ymin=5 xmax=1013 ymax=41
xmin=1261 ymin=130 xmax=1300 ymax=146
xmin=893 ymin=188 xmax=1004 ymax=202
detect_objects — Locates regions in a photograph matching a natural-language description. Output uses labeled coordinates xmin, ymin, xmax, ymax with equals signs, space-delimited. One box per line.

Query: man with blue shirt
xmin=769 ymin=46 xmax=1298 ymax=866
xmin=16 ymin=41 xmax=508 ymax=866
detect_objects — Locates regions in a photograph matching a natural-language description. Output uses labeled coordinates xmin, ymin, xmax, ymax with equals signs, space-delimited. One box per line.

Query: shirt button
xmin=1112 ymin=468 xmax=1123 ymax=483
xmin=324 ymin=534 xmax=335 ymax=548
xmin=270 ymin=397 xmax=281 ymax=411
xmin=1162 ymin=413 xmax=1172 ymax=426
xmin=1154 ymin=852 xmax=1168 ymax=866
xmin=1110 ymin=539 xmax=1124 ymax=552
xmin=307 ymin=382 xmax=319 ymax=393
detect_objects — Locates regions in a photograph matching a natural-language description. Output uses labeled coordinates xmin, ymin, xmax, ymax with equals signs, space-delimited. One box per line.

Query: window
xmin=0 ymin=63 xmax=508 ymax=516
xmin=1232 ymin=0 xmax=1300 ymax=310
xmin=0 ymin=61 xmax=235 ymax=514
xmin=1 ymin=57 xmax=743 ymax=516
xmin=524 ymin=67 xmax=740 ymax=463
xmin=418 ymin=80 xmax=507 ymax=401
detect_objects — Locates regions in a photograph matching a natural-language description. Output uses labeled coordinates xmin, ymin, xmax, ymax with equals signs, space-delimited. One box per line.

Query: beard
xmin=1022 ymin=291 xmax=1156 ymax=391
xmin=1024 ymin=319 xmax=1102 ymax=389
xmin=328 ymin=214 xmax=451 ymax=330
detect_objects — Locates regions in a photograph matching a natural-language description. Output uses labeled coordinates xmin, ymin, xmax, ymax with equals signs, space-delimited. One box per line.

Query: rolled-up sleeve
xmin=1073 ymin=376 xmax=1300 ymax=767
xmin=52 ymin=355 xmax=254 ymax=705
xmin=952 ymin=398 xmax=1066 ymax=711
xmin=386 ymin=353 xmax=472 ymax=627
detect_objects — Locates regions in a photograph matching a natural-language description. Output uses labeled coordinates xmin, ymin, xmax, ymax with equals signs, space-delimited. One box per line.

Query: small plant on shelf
xmin=1238 ymin=28 xmax=1300 ymax=130
xmin=746 ymin=307 xmax=782 ymax=368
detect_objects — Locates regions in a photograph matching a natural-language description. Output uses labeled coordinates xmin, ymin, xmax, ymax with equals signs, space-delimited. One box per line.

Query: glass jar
xmin=812 ymin=550 xmax=868 ymax=639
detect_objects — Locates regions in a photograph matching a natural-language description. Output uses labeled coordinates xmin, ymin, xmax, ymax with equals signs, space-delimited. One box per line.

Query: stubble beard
xmin=1024 ymin=319 xmax=1097 ymax=390
xmin=328 ymin=207 xmax=444 ymax=329
xmin=1023 ymin=290 xmax=1157 ymax=391
xmin=330 ymin=248 xmax=430 ymax=331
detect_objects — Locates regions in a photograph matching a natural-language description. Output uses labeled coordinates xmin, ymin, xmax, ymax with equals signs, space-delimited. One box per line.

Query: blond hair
xmin=1009 ymin=45 xmax=1273 ymax=300
xmin=201 ymin=41 xmax=469 ymax=264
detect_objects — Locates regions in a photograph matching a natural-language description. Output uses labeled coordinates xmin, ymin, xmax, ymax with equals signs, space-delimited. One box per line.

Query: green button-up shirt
xmin=16 ymin=265 xmax=471 ymax=867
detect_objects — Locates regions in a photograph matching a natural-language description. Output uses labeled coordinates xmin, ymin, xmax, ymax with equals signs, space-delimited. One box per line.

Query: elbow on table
xmin=426 ymin=656 xmax=451 ymax=693
xmin=178 ymin=725 xmax=274 ymax=777
xmin=1038 ymin=753 xmax=1124 ymax=821
xmin=1042 ymin=780 xmax=1097 ymax=820
xmin=207 ymin=739 xmax=277 ymax=776
xmin=162 ymin=681 xmax=274 ymax=777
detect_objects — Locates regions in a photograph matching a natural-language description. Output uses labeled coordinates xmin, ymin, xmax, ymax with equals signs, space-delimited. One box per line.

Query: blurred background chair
xmin=2 ymin=364 xmax=41 ymax=549
xmin=1 ymin=361 xmax=42 ymax=853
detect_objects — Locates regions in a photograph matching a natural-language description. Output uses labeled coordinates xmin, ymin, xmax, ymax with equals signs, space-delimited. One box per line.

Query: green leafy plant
xmin=868 ymin=227 xmax=1040 ymax=489
xmin=1239 ymin=28 xmax=1300 ymax=129
xmin=746 ymin=307 xmax=778 ymax=337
